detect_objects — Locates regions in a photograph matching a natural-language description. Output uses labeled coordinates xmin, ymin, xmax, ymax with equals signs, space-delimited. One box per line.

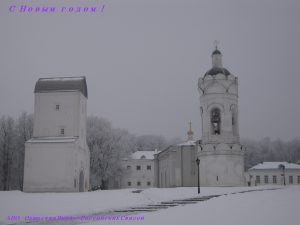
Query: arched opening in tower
xmin=231 ymin=105 xmax=238 ymax=136
xmin=211 ymin=108 xmax=221 ymax=135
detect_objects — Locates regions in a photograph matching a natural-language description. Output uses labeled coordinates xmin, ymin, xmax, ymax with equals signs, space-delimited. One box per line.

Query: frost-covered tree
xmin=243 ymin=137 xmax=300 ymax=169
xmin=135 ymin=134 xmax=168 ymax=151
xmin=13 ymin=112 xmax=33 ymax=190
xmin=0 ymin=113 xmax=33 ymax=191
xmin=87 ymin=116 xmax=134 ymax=189
xmin=0 ymin=116 xmax=15 ymax=190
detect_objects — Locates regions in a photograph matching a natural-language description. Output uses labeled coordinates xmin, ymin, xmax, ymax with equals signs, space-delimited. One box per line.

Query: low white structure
xmin=120 ymin=150 xmax=156 ymax=189
xmin=154 ymin=124 xmax=198 ymax=188
xmin=246 ymin=162 xmax=300 ymax=186
xmin=23 ymin=77 xmax=90 ymax=192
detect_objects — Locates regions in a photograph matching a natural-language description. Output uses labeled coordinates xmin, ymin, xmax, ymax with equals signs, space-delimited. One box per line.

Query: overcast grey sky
xmin=0 ymin=0 xmax=299 ymax=141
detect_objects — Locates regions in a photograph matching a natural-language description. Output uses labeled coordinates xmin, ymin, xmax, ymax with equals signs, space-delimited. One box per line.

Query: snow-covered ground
xmin=1 ymin=186 xmax=299 ymax=225
xmin=130 ymin=186 xmax=300 ymax=225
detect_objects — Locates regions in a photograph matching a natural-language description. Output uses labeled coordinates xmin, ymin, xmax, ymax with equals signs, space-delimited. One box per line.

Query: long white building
xmin=23 ymin=77 xmax=90 ymax=192
xmin=246 ymin=162 xmax=300 ymax=186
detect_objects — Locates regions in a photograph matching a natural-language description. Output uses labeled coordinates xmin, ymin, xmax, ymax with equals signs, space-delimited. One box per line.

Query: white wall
xmin=33 ymin=91 xmax=86 ymax=143
xmin=155 ymin=145 xmax=198 ymax=188
xmin=24 ymin=143 xmax=72 ymax=192
xmin=246 ymin=169 xmax=300 ymax=186
xmin=121 ymin=159 xmax=154 ymax=189
xmin=199 ymin=152 xmax=245 ymax=186
xmin=23 ymin=141 xmax=89 ymax=192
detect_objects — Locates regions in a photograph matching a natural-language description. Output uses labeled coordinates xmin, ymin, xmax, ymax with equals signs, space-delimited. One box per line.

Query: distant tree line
xmin=1 ymin=113 xmax=300 ymax=191
xmin=242 ymin=137 xmax=300 ymax=169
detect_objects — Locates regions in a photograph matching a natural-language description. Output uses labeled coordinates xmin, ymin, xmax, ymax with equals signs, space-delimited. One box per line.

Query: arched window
xmin=211 ymin=108 xmax=221 ymax=135
xmin=231 ymin=105 xmax=238 ymax=136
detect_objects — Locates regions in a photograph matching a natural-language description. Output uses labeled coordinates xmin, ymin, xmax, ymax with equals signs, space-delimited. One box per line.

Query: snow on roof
xmin=27 ymin=136 xmax=78 ymax=143
xmin=130 ymin=151 xmax=158 ymax=160
xmin=248 ymin=162 xmax=300 ymax=170
xmin=177 ymin=140 xmax=196 ymax=146
xmin=34 ymin=76 xmax=88 ymax=98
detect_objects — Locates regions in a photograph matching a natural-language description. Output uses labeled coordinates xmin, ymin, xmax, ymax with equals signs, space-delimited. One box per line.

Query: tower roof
xmin=205 ymin=67 xmax=231 ymax=76
xmin=212 ymin=49 xmax=222 ymax=55
xmin=204 ymin=47 xmax=231 ymax=77
xmin=34 ymin=76 xmax=88 ymax=98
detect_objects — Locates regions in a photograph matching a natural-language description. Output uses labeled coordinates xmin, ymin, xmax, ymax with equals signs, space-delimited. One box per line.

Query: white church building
xmin=152 ymin=47 xmax=246 ymax=188
xmin=197 ymin=47 xmax=245 ymax=186
xmin=154 ymin=124 xmax=198 ymax=188
xmin=23 ymin=77 xmax=90 ymax=192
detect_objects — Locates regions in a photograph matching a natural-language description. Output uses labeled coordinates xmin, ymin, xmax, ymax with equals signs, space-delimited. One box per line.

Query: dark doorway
xmin=79 ymin=171 xmax=84 ymax=192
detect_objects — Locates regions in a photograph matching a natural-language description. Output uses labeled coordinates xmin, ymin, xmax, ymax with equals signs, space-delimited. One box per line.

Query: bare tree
xmin=136 ymin=134 xmax=168 ymax=151
xmin=0 ymin=116 xmax=15 ymax=190
xmin=14 ymin=112 xmax=33 ymax=190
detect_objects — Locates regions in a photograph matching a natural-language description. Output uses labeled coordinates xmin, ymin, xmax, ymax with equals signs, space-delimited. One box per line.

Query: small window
xmin=127 ymin=181 xmax=131 ymax=186
xmin=127 ymin=165 xmax=131 ymax=170
xmin=289 ymin=176 xmax=293 ymax=184
xmin=147 ymin=181 xmax=151 ymax=186
xmin=256 ymin=176 xmax=260 ymax=184
xmin=56 ymin=104 xmax=60 ymax=111
xmin=137 ymin=181 xmax=141 ymax=186
xmin=147 ymin=165 xmax=151 ymax=170
xmin=140 ymin=155 xmax=146 ymax=159
xmin=264 ymin=176 xmax=268 ymax=184
xmin=273 ymin=176 xmax=277 ymax=184
xmin=60 ymin=128 xmax=65 ymax=136
xmin=298 ymin=176 xmax=300 ymax=184
xmin=136 ymin=165 xmax=141 ymax=171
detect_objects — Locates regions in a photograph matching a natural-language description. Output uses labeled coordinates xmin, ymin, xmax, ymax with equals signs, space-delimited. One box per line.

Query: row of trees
xmin=1 ymin=112 xmax=300 ymax=191
xmin=243 ymin=137 xmax=300 ymax=169
xmin=0 ymin=113 xmax=33 ymax=191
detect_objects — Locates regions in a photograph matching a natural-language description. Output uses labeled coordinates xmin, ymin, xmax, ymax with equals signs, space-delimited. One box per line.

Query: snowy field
xmin=1 ymin=186 xmax=299 ymax=225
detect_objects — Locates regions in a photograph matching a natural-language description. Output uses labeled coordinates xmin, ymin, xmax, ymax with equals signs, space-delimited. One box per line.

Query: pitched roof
xmin=248 ymin=162 xmax=300 ymax=170
xmin=34 ymin=76 xmax=88 ymax=98
xmin=177 ymin=140 xmax=196 ymax=146
xmin=131 ymin=150 xmax=157 ymax=160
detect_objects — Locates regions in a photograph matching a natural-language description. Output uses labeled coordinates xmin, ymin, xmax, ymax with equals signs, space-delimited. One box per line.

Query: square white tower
xmin=23 ymin=77 xmax=90 ymax=192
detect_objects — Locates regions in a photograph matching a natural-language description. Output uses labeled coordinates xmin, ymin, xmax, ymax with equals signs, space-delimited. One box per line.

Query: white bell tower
xmin=198 ymin=45 xmax=245 ymax=186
